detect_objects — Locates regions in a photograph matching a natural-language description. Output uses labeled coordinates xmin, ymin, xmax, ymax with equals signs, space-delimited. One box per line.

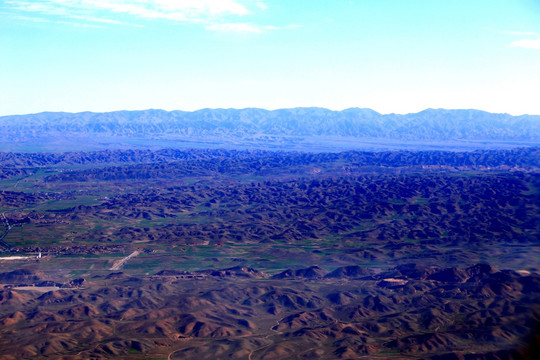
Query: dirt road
xmin=110 ymin=251 xmax=140 ymax=271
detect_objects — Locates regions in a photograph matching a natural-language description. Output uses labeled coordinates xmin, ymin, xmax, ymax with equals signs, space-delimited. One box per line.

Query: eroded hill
xmin=0 ymin=148 xmax=538 ymax=359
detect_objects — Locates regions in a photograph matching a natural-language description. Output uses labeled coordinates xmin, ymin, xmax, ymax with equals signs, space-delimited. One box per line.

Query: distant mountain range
xmin=0 ymin=108 xmax=538 ymax=152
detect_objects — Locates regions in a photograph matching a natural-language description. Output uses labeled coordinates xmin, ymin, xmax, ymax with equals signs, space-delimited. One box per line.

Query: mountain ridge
xmin=1 ymin=107 xmax=538 ymax=152
xmin=2 ymin=106 xmax=530 ymax=118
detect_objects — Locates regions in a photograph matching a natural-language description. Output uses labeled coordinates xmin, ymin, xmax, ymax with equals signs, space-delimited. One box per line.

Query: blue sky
xmin=1 ymin=0 xmax=539 ymax=116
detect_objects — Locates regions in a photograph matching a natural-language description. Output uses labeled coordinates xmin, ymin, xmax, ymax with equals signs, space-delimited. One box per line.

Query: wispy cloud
xmin=55 ymin=20 xmax=103 ymax=28
xmin=503 ymin=30 xmax=537 ymax=36
xmin=1 ymin=12 xmax=52 ymax=23
xmin=206 ymin=22 xmax=261 ymax=33
xmin=510 ymin=38 xmax=540 ymax=50
xmin=5 ymin=0 xmax=270 ymax=30
xmin=82 ymin=0 xmax=252 ymax=18
xmin=205 ymin=22 xmax=277 ymax=33
xmin=255 ymin=1 xmax=267 ymax=10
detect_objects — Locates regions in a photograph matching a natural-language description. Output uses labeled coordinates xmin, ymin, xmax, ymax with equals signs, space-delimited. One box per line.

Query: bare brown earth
xmin=0 ymin=148 xmax=538 ymax=359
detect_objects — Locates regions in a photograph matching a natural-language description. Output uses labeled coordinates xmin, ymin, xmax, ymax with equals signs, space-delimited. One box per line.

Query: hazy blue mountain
xmin=0 ymin=108 xmax=538 ymax=152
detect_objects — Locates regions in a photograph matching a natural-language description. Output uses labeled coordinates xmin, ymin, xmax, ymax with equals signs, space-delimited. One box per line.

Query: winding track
xmin=0 ymin=213 xmax=12 ymax=249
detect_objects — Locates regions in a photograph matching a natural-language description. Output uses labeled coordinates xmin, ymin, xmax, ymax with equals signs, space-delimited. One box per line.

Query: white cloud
xmin=55 ymin=20 xmax=103 ymax=28
xmin=503 ymin=31 xmax=536 ymax=36
xmin=82 ymin=0 xmax=251 ymax=17
xmin=6 ymin=1 xmax=68 ymax=16
xmin=69 ymin=14 xmax=142 ymax=27
xmin=510 ymin=38 xmax=540 ymax=50
xmin=205 ymin=22 xmax=262 ymax=33
xmin=5 ymin=0 xmax=256 ymax=26
xmin=3 ymin=13 xmax=52 ymax=23
xmin=205 ymin=21 xmax=279 ymax=33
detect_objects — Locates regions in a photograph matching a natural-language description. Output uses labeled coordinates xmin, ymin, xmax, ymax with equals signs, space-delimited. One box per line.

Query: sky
xmin=1 ymin=0 xmax=540 ymax=116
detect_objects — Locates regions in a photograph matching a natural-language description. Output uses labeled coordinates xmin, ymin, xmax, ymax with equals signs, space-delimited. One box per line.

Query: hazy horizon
xmin=2 ymin=106 xmax=539 ymax=118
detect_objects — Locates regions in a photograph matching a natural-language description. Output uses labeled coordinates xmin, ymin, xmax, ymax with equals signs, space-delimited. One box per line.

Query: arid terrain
xmin=0 ymin=147 xmax=539 ymax=359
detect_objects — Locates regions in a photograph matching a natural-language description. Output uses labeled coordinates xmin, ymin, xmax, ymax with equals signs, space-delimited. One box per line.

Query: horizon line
xmin=1 ymin=107 xmax=536 ymax=118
